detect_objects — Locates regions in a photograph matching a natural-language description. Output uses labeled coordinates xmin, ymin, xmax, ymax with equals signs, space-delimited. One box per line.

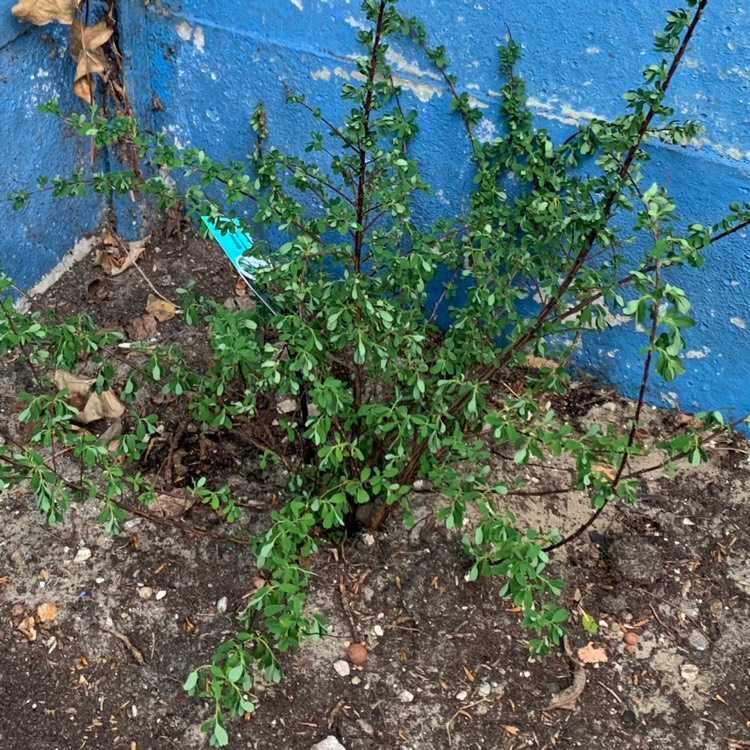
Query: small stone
xmin=155 ymin=590 xmax=167 ymax=601
xmin=709 ymin=599 xmax=723 ymax=616
xmin=412 ymin=479 xmax=429 ymax=492
xmin=688 ymin=630 xmax=708 ymax=651
xmin=624 ymin=631 xmax=638 ymax=646
xmin=478 ymin=682 xmax=491 ymax=696
xmin=621 ymin=709 xmax=637 ymax=725
xmin=682 ymin=518 xmax=696 ymax=526
xmin=95 ymin=577 xmax=105 ymax=584
xmin=681 ymin=663 xmax=699 ymax=681
xmin=347 ymin=642 xmax=368 ymax=666
xmin=351 ymin=676 xmax=361 ymax=685
xmin=216 ymin=596 xmax=228 ymax=614
xmin=333 ymin=660 xmax=351 ymax=677
xmin=455 ymin=690 xmax=468 ymax=701
xmin=373 ymin=624 xmax=384 ymax=637
xmin=310 ymin=736 xmax=347 ymax=750
xmin=138 ymin=586 xmax=154 ymax=600
xmin=398 ymin=689 xmax=414 ymax=703
xmin=277 ymin=398 xmax=297 ymax=414
xmin=73 ymin=548 xmax=92 ymax=564
xmin=362 ymin=532 xmax=376 ymax=547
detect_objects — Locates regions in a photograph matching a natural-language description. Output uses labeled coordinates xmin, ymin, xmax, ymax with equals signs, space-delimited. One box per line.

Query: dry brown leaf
xmin=577 ymin=641 xmax=608 ymax=664
xmin=54 ymin=369 xmax=125 ymax=424
xmin=148 ymin=490 xmax=196 ymax=519
xmin=94 ymin=237 xmax=148 ymax=276
xmin=676 ymin=412 xmax=703 ymax=429
xmin=18 ymin=615 xmax=37 ymax=641
xmin=145 ymin=295 xmax=176 ymax=322
xmin=125 ymin=314 xmax=158 ymax=341
xmin=501 ymin=725 xmax=520 ymax=736
xmin=12 ymin=0 xmax=79 ymax=25
xmin=36 ymin=601 xmax=58 ymax=623
xmin=70 ymin=18 xmax=113 ymax=102
xmin=592 ymin=462 xmax=615 ymax=479
xmin=463 ymin=665 xmax=475 ymax=682
xmin=546 ymin=665 xmax=586 ymax=710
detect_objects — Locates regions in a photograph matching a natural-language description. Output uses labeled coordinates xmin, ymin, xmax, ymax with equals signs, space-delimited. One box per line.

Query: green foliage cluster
xmin=3 ymin=0 xmax=750 ymax=744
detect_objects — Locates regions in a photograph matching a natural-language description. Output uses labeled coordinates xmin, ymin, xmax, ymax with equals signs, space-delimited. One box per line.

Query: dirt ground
xmin=1 ymin=221 xmax=750 ymax=750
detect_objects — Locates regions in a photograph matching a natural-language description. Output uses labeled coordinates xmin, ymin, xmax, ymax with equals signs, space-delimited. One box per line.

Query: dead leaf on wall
xmin=12 ymin=0 xmax=80 ymax=25
xmin=70 ymin=18 xmax=113 ymax=103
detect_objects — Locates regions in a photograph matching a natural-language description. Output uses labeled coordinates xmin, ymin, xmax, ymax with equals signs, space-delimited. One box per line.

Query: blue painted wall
xmin=6 ymin=0 xmax=750 ymax=419
xmin=0 ymin=11 xmax=103 ymax=289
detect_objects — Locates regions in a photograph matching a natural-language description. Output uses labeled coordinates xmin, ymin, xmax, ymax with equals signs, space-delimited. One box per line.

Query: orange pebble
xmin=624 ymin=631 xmax=638 ymax=646
xmin=347 ymin=642 xmax=368 ymax=666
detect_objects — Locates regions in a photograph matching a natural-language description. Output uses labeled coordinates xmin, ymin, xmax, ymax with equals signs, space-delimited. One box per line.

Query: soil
xmin=1 ymin=220 xmax=750 ymax=750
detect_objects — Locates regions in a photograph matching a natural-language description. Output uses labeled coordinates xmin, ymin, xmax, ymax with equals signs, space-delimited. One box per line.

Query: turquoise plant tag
xmin=201 ymin=215 xmax=277 ymax=313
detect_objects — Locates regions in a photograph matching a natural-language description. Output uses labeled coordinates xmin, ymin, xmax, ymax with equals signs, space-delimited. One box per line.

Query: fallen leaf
xmin=676 ymin=412 xmax=702 ymax=429
xmin=592 ymin=462 xmax=615 ymax=479
xmin=125 ymin=313 xmax=158 ymax=341
xmin=148 ymin=489 xmax=196 ymax=519
xmin=70 ymin=18 xmax=113 ymax=102
xmin=18 ymin=615 xmax=37 ymax=641
xmin=11 ymin=0 xmax=79 ymax=25
xmin=546 ymin=665 xmax=586 ymax=710
xmin=54 ymin=370 xmax=125 ymax=424
xmin=94 ymin=237 xmax=148 ymax=276
xmin=85 ymin=277 xmax=109 ymax=302
xmin=36 ymin=602 xmax=58 ymax=623
xmin=145 ymin=294 xmax=176 ymax=322
xmin=577 ymin=641 xmax=608 ymax=664
xmin=501 ymin=725 xmax=520 ymax=736
xmin=463 ymin=665 xmax=475 ymax=682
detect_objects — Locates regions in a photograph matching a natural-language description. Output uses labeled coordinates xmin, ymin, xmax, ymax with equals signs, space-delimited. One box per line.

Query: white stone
xmin=333 ymin=660 xmax=351 ymax=677
xmin=398 ymin=689 xmax=414 ymax=703
xmin=73 ymin=547 xmax=92 ymax=564
xmin=155 ymin=590 xmax=167 ymax=601
xmin=311 ymin=736 xmax=347 ymax=750
xmin=681 ymin=663 xmax=699 ymax=681
xmin=216 ymin=596 xmax=228 ymax=613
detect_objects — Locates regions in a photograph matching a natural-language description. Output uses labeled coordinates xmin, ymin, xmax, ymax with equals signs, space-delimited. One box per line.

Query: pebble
xmin=373 ymin=624 xmax=384 ymax=637
xmin=621 ymin=709 xmax=637 ymax=725
xmin=155 ymin=590 xmax=167 ymax=601
xmin=73 ymin=548 xmax=92 ymax=564
xmin=398 ymin=690 xmax=414 ymax=703
xmin=478 ymin=682 xmax=491 ymax=696
xmin=681 ymin=663 xmax=699 ymax=681
xmin=351 ymin=676 xmax=361 ymax=686
xmin=310 ymin=737 xmax=347 ymax=750
xmin=333 ymin=660 xmax=351 ymax=677
xmin=688 ymin=630 xmax=708 ymax=651
xmin=138 ymin=586 xmax=154 ymax=600
xmin=455 ymin=690 xmax=468 ymax=701
xmin=95 ymin=577 xmax=105 ymax=584
xmin=362 ymin=533 xmax=376 ymax=547
xmin=277 ymin=399 xmax=297 ymax=414
xmin=216 ymin=596 xmax=228 ymax=614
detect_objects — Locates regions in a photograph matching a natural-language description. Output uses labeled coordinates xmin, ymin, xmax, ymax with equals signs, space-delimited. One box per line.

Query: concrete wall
xmin=7 ymin=1 xmax=750 ymax=418
xmin=0 ymin=10 xmax=104 ymax=289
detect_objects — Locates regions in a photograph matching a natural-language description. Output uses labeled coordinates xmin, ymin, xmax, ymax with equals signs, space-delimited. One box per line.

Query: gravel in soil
xmin=2 ymin=222 xmax=750 ymax=750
